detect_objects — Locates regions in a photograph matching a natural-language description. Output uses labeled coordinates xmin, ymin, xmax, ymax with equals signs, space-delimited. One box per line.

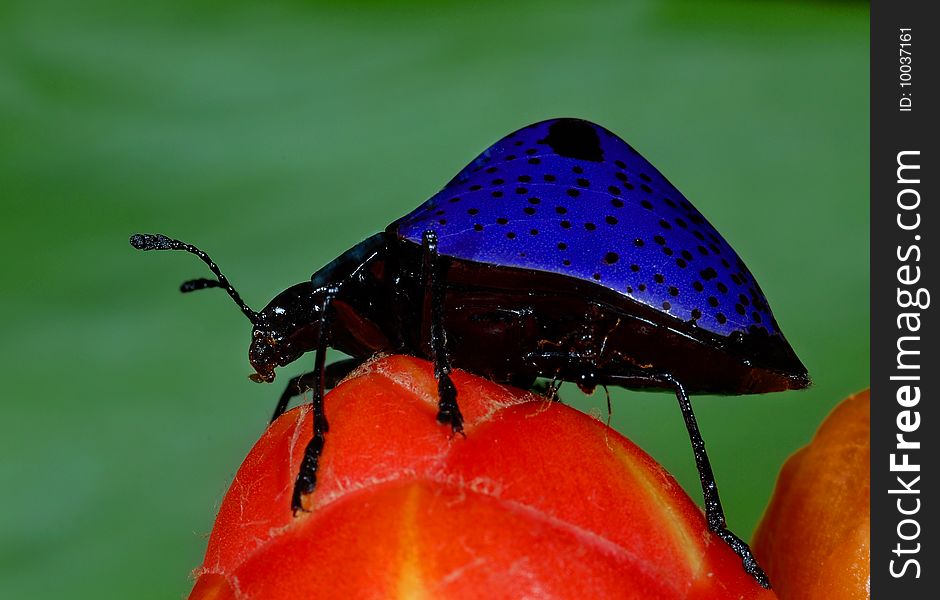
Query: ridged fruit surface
xmin=189 ymin=355 xmax=776 ymax=600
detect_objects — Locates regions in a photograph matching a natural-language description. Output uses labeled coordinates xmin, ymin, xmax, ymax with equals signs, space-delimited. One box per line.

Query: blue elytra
xmin=394 ymin=118 xmax=778 ymax=340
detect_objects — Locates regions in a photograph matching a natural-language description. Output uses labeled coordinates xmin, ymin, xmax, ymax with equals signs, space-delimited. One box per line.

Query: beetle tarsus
xmin=435 ymin=374 xmax=464 ymax=434
xmin=291 ymin=433 xmax=324 ymax=514
xmin=714 ymin=528 xmax=770 ymax=588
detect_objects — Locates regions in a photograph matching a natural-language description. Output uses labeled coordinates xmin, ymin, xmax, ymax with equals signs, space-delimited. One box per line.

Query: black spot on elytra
xmin=544 ymin=119 xmax=604 ymax=162
xmin=700 ymin=267 xmax=718 ymax=281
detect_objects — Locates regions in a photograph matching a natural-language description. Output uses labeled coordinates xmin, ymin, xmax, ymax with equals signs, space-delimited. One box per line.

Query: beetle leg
xmin=291 ymin=285 xmax=339 ymax=514
xmin=662 ymin=375 xmax=770 ymax=589
xmin=522 ymin=349 xmax=770 ymax=587
xmin=421 ymin=230 xmax=464 ymax=435
xmin=270 ymin=357 xmax=366 ymax=423
xmin=602 ymin=384 xmax=612 ymax=429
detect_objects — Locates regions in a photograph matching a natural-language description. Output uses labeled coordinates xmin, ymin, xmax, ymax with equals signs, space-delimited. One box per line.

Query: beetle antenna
xmin=180 ymin=278 xmax=222 ymax=293
xmin=130 ymin=233 xmax=259 ymax=324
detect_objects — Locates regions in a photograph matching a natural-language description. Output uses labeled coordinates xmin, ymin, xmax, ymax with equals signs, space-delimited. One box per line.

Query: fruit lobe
xmin=754 ymin=389 xmax=870 ymax=600
xmin=190 ymin=355 xmax=775 ymax=600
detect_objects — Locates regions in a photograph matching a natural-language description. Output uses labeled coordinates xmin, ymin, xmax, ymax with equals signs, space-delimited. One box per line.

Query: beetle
xmin=131 ymin=118 xmax=808 ymax=588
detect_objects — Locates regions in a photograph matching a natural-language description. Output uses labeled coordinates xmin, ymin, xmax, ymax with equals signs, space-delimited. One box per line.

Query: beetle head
xmin=248 ymin=282 xmax=325 ymax=383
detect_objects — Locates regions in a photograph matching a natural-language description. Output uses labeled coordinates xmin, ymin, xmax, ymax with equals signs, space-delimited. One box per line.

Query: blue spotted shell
xmin=392 ymin=119 xmax=779 ymax=339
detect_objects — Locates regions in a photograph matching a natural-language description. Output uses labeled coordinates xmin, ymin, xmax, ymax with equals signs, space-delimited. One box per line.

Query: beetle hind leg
xmin=664 ymin=375 xmax=770 ymax=588
xmin=422 ymin=230 xmax=464 ymax=435
xmin=525 ymin=350 xmax=770 ymax=587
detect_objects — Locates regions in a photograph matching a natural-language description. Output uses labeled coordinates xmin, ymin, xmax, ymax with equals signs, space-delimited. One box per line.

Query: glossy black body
xmin=249 ymin=230 xmax=808 ymax=395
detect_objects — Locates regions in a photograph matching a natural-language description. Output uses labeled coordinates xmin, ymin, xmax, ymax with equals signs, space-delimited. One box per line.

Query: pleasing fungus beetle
xmin=131 ymin=118 xmax=808 ymax=588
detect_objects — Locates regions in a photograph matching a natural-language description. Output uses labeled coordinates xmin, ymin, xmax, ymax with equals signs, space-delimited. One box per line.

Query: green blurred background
xmin=0 ymin=0 xmax=868 ymax=597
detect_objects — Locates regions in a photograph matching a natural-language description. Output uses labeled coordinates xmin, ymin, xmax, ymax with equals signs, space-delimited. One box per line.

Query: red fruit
xmin=189 ymin=355 xmax=775 ymax=599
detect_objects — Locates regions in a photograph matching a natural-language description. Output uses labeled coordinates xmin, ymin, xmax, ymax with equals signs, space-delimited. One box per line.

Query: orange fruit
xmin=754 ymin=389 xmax=870 ymax=600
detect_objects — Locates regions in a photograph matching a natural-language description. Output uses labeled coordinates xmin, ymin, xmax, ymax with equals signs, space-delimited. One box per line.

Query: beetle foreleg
xmin=422 ymin=230 xmax=464 ymax=435
xmin=664 ymin=375 xmax=770 ymax=589
xmin=271 ymin=357 xmax=367 ymax=423
xmin=291 ymin=286 xmax=339 ymax=515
